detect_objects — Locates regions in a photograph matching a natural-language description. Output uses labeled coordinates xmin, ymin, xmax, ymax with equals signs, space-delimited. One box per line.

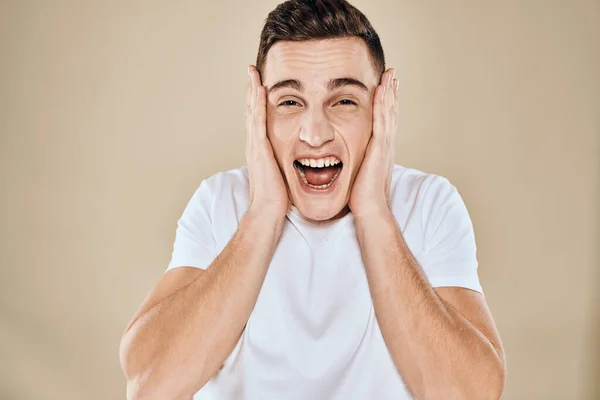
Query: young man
xmin=120 ymin=1 xmax=506 ymax=399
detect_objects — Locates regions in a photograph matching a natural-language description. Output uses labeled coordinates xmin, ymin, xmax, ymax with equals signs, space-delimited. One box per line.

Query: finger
xmin=248 ymin=65 xmax=258 ymax=113
xmin=246 ymin=67 xmax=254 ymax=135
xmin=381 ymin=68 xmax=393 ymax=102
xmin=379 ymin=68 xmax=392 ymax=87
xmin=253 ymin=85 xmax=267 ymax=139
xmin=387 ymin=67 xmax=394 ymax=97
xmin=386 ymin=77 xmax=398 ymax=143
xmin=246 ymin=68 xmax=252 ymax=113
xmin=383 ymin=70 xmax=394 ymax=120
xmin=374 ymin=68 xmax=394 ymax=138
xmin=245 ymin=79 xmax=253 ymax=127
xmin=392 ymin=77 xmax=399 ymax=124
xmin=373 ymin=84 xmax=385 ymax=138
xmin=249 ymin=65 xmax=260 ymax=114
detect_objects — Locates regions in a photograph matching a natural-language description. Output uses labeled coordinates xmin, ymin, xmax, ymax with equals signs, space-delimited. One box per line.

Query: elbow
xmin=487 ymin=356 xmax=507 ymax=399
xmin=119 ymin=329 xmax=139 ymax=382
xmin=119 ymin=332 xmax=159 ymax=399
xmin=125 ymin=374 xmax=197 ymax=400
xmin=424 ymin=356 xmax=506 ymax=400
xmin=468 ymin=355 xmax=507 ymax=400
xmin=482 ymin=343 xmax=507 ymax=399
xmin=125 ymin=376 xmax=149 ymax=400
xmin=119 ymin=333 xmax=200 ymax=400
xmin=124 ymin=368 xmax=193 ymax=400
xmin=463 ymin=339 xmax=507 ymax=399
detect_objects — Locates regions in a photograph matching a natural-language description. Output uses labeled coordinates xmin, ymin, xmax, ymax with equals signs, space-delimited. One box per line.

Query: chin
xmin=292 ymin=198 xmax=347 ymax=222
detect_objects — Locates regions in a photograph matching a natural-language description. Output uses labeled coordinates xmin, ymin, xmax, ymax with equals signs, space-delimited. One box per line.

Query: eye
xmin=337 ymin=99 xmax=357 ymax=106
xmin=279 ymin=100 xmax=301 ymax=107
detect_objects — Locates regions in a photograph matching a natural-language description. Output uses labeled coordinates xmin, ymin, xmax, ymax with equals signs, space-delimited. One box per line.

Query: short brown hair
xmin=256 ymin=0 xmax=385 ymax=80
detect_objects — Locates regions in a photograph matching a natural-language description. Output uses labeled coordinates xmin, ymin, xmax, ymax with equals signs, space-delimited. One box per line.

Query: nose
xmin=298 ymin=109 xmax=335 ymax=148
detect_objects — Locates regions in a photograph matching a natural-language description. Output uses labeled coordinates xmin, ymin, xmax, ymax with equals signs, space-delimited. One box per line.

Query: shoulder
xmin=390 ymin=164 xmax=429 ymax=194
xmin=393 ymin=166 xmax=482 ymax=293
xmin=390 ymin=163 xmax=459 ymax=201
xmin=193 ymin=166 xmax=249 ymax=200
xmin=389 ymin=164 xmax=468 ymax=229
xmin=185 ymin=166 xmax=250 ymax=232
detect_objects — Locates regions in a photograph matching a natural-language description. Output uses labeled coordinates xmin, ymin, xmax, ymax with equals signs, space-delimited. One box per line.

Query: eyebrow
xmin=328 ymin=77 xmax=368 ymax=92
xmin=268 ymin=79 xmax=303 ymax=94
xmin=267 ymin=77 xmax=369 ymax=94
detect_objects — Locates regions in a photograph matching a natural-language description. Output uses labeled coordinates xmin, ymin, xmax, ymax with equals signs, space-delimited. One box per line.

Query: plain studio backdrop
xmin=0 ymin=0 xmax=598 ymax=399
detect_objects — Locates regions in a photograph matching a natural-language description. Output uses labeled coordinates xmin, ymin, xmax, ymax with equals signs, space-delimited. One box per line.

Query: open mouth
xmin=293 ymin=156 xmax=343 ymax=191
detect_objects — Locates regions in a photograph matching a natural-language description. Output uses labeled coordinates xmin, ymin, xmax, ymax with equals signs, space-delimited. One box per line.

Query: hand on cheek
xmin=348 ymin=68 xmax=399 ymax=219
xmin=245 ymin=65 xmax=290 ymax=218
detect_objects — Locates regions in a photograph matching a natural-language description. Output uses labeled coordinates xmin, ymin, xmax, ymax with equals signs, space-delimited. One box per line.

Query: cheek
xmin=267 ymin=110 xmax=301 ymax=139
xmin=266 ymin=113 xmax=300 ymax=164
xmin=330 ymin=110 xmax=372 ymax=158
xmin=330 ymin=106 xmax=372 ymax=130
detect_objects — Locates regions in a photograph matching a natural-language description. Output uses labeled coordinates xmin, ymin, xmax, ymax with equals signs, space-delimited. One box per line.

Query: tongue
xmin=304 ymin=166 xmax=339 ymax=186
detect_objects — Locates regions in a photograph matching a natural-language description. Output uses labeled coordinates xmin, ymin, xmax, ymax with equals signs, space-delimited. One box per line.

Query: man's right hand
xmin=120 ymin=65 xmax=291 ymax=400
xmin=245 ymin=65 xmax=290 ymax=218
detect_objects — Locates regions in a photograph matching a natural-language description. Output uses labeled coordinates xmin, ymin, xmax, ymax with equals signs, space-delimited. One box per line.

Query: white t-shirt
xmin=166 ymin=164 xmax=483 ymax=399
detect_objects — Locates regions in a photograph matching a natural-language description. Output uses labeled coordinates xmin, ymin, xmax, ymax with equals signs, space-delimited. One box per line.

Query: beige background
xmin=0 ymin=0 xmax=598 ymax=399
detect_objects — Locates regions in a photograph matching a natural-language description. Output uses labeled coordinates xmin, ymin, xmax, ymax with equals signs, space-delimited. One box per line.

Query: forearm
xmin=122 ymin=207 xmax=285 ymax=399
xmin=355 ymin=209 xmax=503 ymax=399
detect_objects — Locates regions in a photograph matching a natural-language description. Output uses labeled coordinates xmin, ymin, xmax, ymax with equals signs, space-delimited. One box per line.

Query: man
xmin=119 ymin=0 xmax=506 ymax=399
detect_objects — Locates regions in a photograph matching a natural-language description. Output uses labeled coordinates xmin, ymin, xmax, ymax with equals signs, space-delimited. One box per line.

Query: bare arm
xmin=120 ymin=208 xmax=285 ymax=399
xmin=120 ymin=65 xmax=290 ymax=400
xmin=354 ymin=209 xmax=506 ymax=399
xmin=348 ymin=68 xmax=505 ymax=399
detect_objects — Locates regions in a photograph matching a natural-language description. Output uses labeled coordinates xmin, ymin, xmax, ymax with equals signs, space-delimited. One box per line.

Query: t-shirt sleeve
xmin=418 ymin=175 xmax=483 ymax=294
xmin=166 ymin=180 xmax=217 ymax=272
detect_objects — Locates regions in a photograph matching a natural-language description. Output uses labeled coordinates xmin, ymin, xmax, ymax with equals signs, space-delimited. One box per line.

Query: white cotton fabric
xmin=166 ymin=164 xmax=483 ymax=399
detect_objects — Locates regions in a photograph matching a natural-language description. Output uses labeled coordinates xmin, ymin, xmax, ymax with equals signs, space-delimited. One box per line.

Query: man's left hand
xmin=349 ymin=68 xmax=399 ymax=218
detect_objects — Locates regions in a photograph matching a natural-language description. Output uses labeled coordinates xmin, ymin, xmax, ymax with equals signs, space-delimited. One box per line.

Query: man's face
xmin=262 ymin=37 xmax=380 ymax=222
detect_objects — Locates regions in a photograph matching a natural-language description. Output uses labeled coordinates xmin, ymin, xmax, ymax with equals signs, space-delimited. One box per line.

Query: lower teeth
xmin=297 ymin=166 xmax=341 ymax=189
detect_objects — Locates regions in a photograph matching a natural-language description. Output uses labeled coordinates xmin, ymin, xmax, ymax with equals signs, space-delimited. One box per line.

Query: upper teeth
xmin=298 ymin=157 xmax=341 ymax=168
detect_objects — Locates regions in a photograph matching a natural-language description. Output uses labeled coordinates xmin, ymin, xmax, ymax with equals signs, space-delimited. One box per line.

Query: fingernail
xmin=247 ymin=65 xmax=251 ymax=75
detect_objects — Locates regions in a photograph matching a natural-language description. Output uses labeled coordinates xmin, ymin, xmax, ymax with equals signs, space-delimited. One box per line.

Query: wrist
xmin=352 ymin=203 xmax=392 ymax=223
xmin=245 ymin=203 xmax=287 ymax=228
xmin=353 ymin=205 xmax=398 ymax=245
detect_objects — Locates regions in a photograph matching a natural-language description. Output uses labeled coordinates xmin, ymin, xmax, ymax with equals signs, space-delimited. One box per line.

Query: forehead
xmin=262 ymin=37 xmax=379 ymax=89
